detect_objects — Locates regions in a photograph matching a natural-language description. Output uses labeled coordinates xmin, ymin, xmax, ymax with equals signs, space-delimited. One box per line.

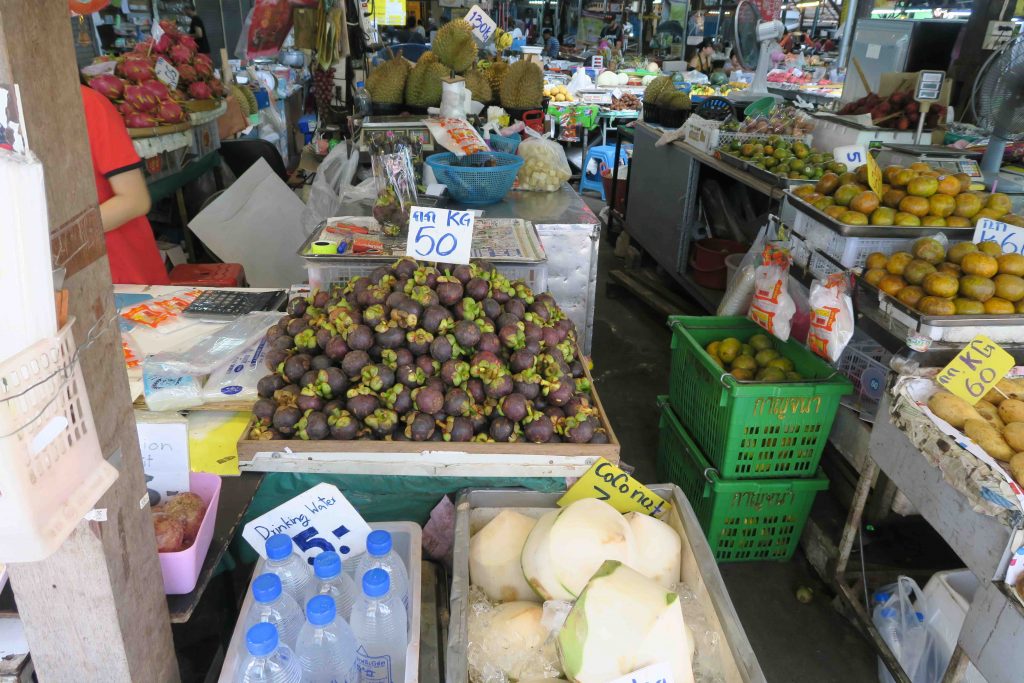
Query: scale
xmin=358 ymin=115 xmax=437 ymax=154
xmin=881 ymin=143 xmax=985 ymax=182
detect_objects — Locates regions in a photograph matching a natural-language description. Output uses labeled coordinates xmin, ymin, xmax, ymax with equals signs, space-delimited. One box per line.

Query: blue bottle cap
xmin=916 ymin=612 xmax=925 ymax=622
xmin=246 ymin=622 xmax=279 ymax=657
xmin=363 ymin=568 xmax=390 ymax=598
xmin=307 ymin=595 xmax=337 ymax=626
xmin=356 ymin=81 xmax=364 ymax=88
xmin=880 ymin=607 xmax=896 ymax=619
xmin=873 ymin=591 xmax=891 ymax=604
xmin=366 ymin=530 xmax=392 ymax=557
xmin=314 ymin=550 xmax=342 ymax=580
xmin=252 ymin=573 xmax=283 ymax=603
xmin=266 ymin=534 xmax=293 ymax=560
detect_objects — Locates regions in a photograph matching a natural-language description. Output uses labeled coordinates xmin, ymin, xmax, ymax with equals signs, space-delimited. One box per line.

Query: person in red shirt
xmin=80 ymin=84 xmax=169 ymax=285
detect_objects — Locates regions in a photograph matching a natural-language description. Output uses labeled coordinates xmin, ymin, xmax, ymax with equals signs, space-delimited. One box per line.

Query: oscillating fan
xmin=732 ymin=0 xmax=784 ymax=97
xmin=971 ymin=35 xmax=1024 ymax=190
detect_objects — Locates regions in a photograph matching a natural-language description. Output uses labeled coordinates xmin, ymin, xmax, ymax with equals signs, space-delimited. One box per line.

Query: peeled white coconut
xmin=522 ymin=498 xmax=635 ymax=600
xmin=596 ymin=70 xmax=618 ymax=87
xmin=617 ymin=72 xmax=630 ymax=85
xmin=647 ymin=62 xmax=661 ymax=73
xmin=470 ymin=510 xmax=539 ymax=603
xmin=468 ymin=601 xmax=562 ymax=682
xmin=624 ymin=512 xmax=682 ymax=589
xmin=641 ymin=74 xmax=657 ymax=86
xmin=557 ymin=561 xmax=696 ymax=683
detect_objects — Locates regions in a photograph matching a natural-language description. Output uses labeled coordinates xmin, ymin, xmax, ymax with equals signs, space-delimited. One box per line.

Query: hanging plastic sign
xmin=405 ymin=206 xmax=474 ymax=265
xmin=152 ymin=19 xmax=165 ymax=42
xmin=974 ymin=217 xmax=1024 ymax=255
xmin=155 ymin=57 xmax=180 ymax=90
xmin=464 ymin=4 xmax=497 ymax=43
xmin=936 ymin=334 xmax=1014 ymax=405
xmin=242 ymin=483 xmax=373 ymax=565
xmin=558 ymin=458 xmax=671 ymax=518
xmin=608 ymin=662 xmax=675 ymax=683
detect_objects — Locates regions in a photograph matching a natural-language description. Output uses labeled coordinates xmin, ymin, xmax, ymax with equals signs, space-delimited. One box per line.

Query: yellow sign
xmin=374 ymin=0 xmax=406 ymax=27
xmin=188 ymin=411 xmax=250 ymax=476
xmin=558 ymin=458 xmax=671 ymax=518
xmin=936 ymin=335 xmax=1014 ymax=405
xmin=866 ymin=152 xmax=883 ymax=196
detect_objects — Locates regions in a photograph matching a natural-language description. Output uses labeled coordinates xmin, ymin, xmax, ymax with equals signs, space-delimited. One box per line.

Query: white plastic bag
xmin=201 ymin=337 xmax=268 ymax=403
xmin=748 ymin=243 xmax=796 ymax=341
xmin=144 ymin=312 xmax=279 ymax=377
xmin=873 ymin=577 xmax=948 ymax=683
xmin=718 ymin=223 xmax=770 ymax=316
xmin=516 ymin=132 xmax=572 ymax=192
xmin=566 ymin=67 xmax=593 ymax=96
xmin=302 ymin=142 xmax=377 ymax=236
xmin=807 ymin=273 xmax=854 ymax=362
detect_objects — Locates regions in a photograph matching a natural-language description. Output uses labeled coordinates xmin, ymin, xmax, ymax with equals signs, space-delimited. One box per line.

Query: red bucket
xmin=601 ymin=166 xmax=629 ymax=214
xmin=689 ymin=239 xmax=747 ymax=290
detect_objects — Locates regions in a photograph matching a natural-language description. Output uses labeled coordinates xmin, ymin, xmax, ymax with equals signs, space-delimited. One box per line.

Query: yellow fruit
xmin=899 ymin=195 xmax=931 ymax=217
xmin=705 ymin=341 xmax=721 ymax=358
xmin=929 ymin=194 xmax=956 ymax=218
xmin=987 ymin=193 xmax=1012 ymax=216
xmin=921 ymin=216 xmax=948 ymax=227
xmin=954 ymin=297 xmax=985 ymax=314
xmin=958 ymin=275 xmax=995 ymax=302
xmin=961 ymin=252 xmax=999 ymax=278
xmin=850 ymin=191 xmax=880 ymax=215
xmin=953 ymin=193 xmax=983 ymax=218
xmin=749 ymin=334 xmax=773 ymax=352
xmin=903 ymin=259 xmax=936 ymax=285
xmin=909 ymin=162 xmax=933 ymax=173
xmin=864 ymin=268 xmax=887 ymax=286
xmin=994 ymin=274 xmax=1024 ymax=302
xmin=718 ymin=337 xmax=742 ymax=363
xmin=878 ymin=274 xmax=907 ymax=296
xmin=917 ymin=296 xmax=956 ymax=316
xmin=947 ymin=242 xmax=978 ymax=265
xmin=985 ymin=297 xmax=1016 ymax=314
xmin=912 ymin=237 xmax=946 ymax=265
xmin=886 ymin=252 xmax=914 ymax=275
xmin=978 ymin=241 xmax=1004 ymax=257
xmin=998 ymin=253 xmax=1024 ymax=276
xmin=833 ymin=184 xmax=860 ymax=207
xmin=946 ymin=216 xmax=972 ymax=228
xmin=897 ymin=286 xmax=925 ymax=308
xmin=936 ymin=175 xmax=962 ymax=196
xmin=923 ymin=272 xmax=959 ymax=298
xmin=732 ymin=355 xmax=758 ymax=372
xmin=731 ymin=368 xmax=754 ymax=381
xmin=894 ymin=212 xmax=922 ymax=227
xmin=839 ymin=210 xmax=869 ymax=225
xmin=865 ymin=252 xmax=889 ymax=270
xmin=907 ymin=175 xmax=939 ymax=197
xmin=871 ymin=207 xmax=896 ymax=226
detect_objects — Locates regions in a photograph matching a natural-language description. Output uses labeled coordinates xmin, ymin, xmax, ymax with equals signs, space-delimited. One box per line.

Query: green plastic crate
xmin=656 ymin=397 xmax=829 ymax=562
xmin=668 ymin=316 xmax=851 ymax=479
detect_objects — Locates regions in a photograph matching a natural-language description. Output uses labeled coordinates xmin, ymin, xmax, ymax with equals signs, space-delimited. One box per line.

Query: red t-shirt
xmin=80 ymin=85 xmax=170 ymax=285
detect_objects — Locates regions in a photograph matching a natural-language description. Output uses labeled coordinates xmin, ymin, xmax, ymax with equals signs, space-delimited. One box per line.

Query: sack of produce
xmin=748 ymin=243 xmax=796 ymax=341
xmin=516 ymin=133 xmax=572 ymax=192
xmin=807 ymin=272 xmax=854 ymax=362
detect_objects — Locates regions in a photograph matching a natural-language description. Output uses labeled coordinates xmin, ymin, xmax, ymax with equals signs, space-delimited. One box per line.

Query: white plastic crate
xmin=307 ymin=259 xmax=548 ymax=294
xmin=0 ymin=321 xmax=118 ymax=562
xmin=792 ymin=211 xmax=913 ymax=271
xmin=835 ymin=332 xmax=892 ymax=420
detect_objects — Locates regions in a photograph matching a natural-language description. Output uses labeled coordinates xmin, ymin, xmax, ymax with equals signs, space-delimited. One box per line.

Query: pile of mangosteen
xmin=251 ymin=258 xmax=608 ymax=445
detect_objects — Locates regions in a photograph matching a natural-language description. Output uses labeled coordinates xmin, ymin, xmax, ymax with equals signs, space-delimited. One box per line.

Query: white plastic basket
xmin=0 ymin=320 xmax=118 ymax=562
xmin=792 ymin=211 xmax=913 ymax=271
xmin=835 ymin=333 xmax=892 ymax=419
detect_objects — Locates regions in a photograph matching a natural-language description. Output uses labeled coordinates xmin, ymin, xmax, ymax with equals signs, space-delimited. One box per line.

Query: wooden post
xmin=0 ymin=2 xmax=178 ymax=681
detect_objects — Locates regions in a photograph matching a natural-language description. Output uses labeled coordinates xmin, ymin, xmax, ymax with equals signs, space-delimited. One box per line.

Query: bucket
xmin=601 ymin=165 xmax=629 ymax=214
xmin=692 ymin=238 xmax=747 ymax=271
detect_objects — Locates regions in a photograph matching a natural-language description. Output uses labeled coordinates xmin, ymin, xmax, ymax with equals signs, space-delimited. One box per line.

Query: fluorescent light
xmin=795 ymin=1 xmax=819 ymax=7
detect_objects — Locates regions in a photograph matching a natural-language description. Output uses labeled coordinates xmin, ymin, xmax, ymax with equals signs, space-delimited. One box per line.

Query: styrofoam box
xmin=810 ymin=115 xmax=918 ymax=154
xmin=219 ymin=521 xmax=422 ymax=683
xmin=922 ymin=569 xmax=988 ymax=683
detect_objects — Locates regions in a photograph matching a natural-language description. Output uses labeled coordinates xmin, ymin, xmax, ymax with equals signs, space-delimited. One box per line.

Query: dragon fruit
xmin=193 ymin=57 xmax=213 ymax=80
xmin=159 ymin=20 xmax=179 ymax=36
xmin=177 ymin=35 xmax=199 ymax=53
xmin=156 ymin=99 xmax=187 ymax=124
xmin=154 ymin=32 xmax=173 ymax=53
xmin=89 ymin=74 xmax=125 ymax=101
xmin=208 ymin=80 xmax=225 ymax=97
xmin=124 ymin=84 xmax=159 ymax=113
xmin=140 ymin=79 xmax=170 ymax=101
xmin=187 ymin=81 xmax=213 ymax=100
xmin=132 ymin=38 xmax=155 ymax=55
xmin=117 ymin=101 xmax=137 ymax=117
xmin=124 ymin=112 xmax=158 ymax=128
xmin=169 ymin=88 xmax=187 ymax=102
xmin=118 ymin=58 xmax=155 ymax=83
xmin=168 ymin=44 xmax=194 ymax=66
xmin=176 ymin=63 xmax=198 ymax=85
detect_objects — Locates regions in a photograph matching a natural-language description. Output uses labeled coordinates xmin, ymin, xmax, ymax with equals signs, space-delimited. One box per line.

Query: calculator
xmin=182 ymin=290 xmax=287 ymax=320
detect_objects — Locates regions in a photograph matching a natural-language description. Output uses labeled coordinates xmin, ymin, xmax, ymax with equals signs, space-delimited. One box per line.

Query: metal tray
xmin=446 ymin=486 xmax=767 ymax=683
xmin=715 ymin=149 xmax=815 ymax=188
xmin=786 ymin=191 xmax=977 ymax=238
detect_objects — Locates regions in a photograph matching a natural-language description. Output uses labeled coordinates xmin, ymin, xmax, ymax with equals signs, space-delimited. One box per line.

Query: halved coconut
xmin=521 ymin=509 xmax=570 ymax=600
xmin=624 ymin=512 xmax=682 ymax=589
xmin=470 ymin=510 xmax=539 ymax=603
xmin=547 ymin=498 xmax=635 ymax=598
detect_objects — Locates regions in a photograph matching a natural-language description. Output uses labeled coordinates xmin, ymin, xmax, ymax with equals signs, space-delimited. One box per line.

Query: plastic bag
xmin=143 ymin=368 xmax=203 ymax=412
xmin=145 ymin=312 xmax=279 ymax=377
xmin=202 ymin=337 xmax=269 ymax=403
xmin=516 ymin=132 xmax=572 ymax=192
xmin=566 ymin=67 xmax=593 ymax=95
xmin=873 ymin=577 xmax=948 ymax=683
xmin=371 ymin=150 xmax=418 ymax=237
xmin=807 ymin=273 xmax=855 ymax=362
xmin=748 ymin=243 xmax=796 ymax=341
xmin=301 ymin=142 xmax=377 ymax=236
xmin=718 ymin=223 xmax=770 ymax=316
xmin=425 ymin=117 xmax=489 ymax=156
xmin=247 ymin=0 xmax=292 ymax=58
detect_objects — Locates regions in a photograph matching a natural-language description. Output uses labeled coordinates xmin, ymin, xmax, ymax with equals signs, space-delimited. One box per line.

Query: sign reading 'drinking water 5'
xmin=242 ymin=483 xmax=373 ymax=564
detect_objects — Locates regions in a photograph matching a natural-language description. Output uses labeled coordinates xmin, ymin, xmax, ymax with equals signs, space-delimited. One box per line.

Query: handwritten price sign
xmin=936 ymin=334 xmax=1014 ymax=405
xmin=155 ymin=57 xmax=180 ymax=90
xmin=405 ymin=206 xmax=474 ymax=265
xmin=974 ymin=217 xmax=1024 ymax=255
xmin=464 ymin=4 xmax=496 ymax=43
xmin=558 ymin=458 xmax=671 ymax=518
xmin=833 ymin=145 xmax=882 ymax=195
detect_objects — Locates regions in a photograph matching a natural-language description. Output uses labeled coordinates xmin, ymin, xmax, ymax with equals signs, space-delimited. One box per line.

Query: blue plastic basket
xmin=488 ymin=133 xmax=521 ymax=155
xmin=425 ymin=151 xmax=523 ymax=205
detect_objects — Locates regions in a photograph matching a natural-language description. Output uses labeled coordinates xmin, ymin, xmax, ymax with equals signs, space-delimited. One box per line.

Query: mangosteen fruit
xmin=364 ymin=408 xmax=398 ymax=438
xmin=405 ymin=411 xmax=436 ymax=441
xmin=489 ymin=417 xmax=514 ymax=442
xmin=436 ymin=277 xmax=464 ymax=306
xmin=499 ymin=393 xmax=528 ymax=423
xmin=311 ymin=354 xmax=333 ymax=371
xmin=271 ymin=335 xmax=295 ymax=352
xmin=421 ymin=305 xmax=453 ymax=335
xmin=453 ymin=320 xmax=481 ymax=349
xmin=414 ymin=385 xmax=444 ymax=414
xmin=325 ymin=336 xmax=349 ymax=361
xmin=287 ymin=297 xmax=308 ymax=317
xmin=253 ymin=398 xmax=277 ymax=425
xmin=444 ymin=388 xmax=472 ymax=417
xmin=283 ymin=354 xmax=312 ymax=384
xmin=272 ymin=405 xmax=302 ymax=436
xmin=523 ymin=415 xmax=554 ymax=443
xmin=346 ymin=325 xmax=374 ymax=351
xmin=346 ymin=393 xmax=380 ymax=420
xmin=375 ymin=324 xmax=406 ymax=349
xmin=297 ymin=411 xmax=330 ymax=440
xmin=465 ymin=378 xmax=486 ymax=404
xmin=258 ymin=374 xmax=285 ymax=399
xmin=466 ymin=278 xmax=489 ymax=301
xmin=396 ymin=365 xmax=426 ymax=388
xmin=477 ymin=333 xmax=501 ymax=355
xmin=341 ymin=350 xmax=371 ymax=378
xmin=440 ymin=359 xmax=470 ymax=387
xmin=327 ymin=409 xmax=359 ymax=440
xmin=286 ymin=317 xmax=310 ymax=337
xmin=481 ymin=298 xmax=501 ymax=320
xmin=429 ymin=335 xmax=453 ymax=362
xmin=416 ymin=354 xmax=439 ymax=377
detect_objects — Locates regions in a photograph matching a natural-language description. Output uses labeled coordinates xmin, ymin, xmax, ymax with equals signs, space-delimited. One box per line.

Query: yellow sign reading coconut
xmin=559 ymin=458 xmax=671 ymax=518
xmin=936 ymin=334 xmax=1014 ymax=405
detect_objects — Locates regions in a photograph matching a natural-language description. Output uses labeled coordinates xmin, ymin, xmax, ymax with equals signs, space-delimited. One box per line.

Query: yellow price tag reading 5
xmin=558 ymin=458 xmax=671 ymax=518
xmin=936 ymin=334 xmax=1014 ymax=405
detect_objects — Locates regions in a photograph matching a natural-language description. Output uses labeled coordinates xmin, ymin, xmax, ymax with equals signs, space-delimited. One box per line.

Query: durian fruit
xmin=463 ymin=69 xmax=493 ymax=104
xmin=434 ymin=20 xmax=478 ymax=74
xmin=230 ymin=84 xmax=253 ymax=116
xmin=500 ymin=60 xmax=544 ymax=110
xmin=655 ymin=83 xmax=679 ymax=107
xmin=484 ymin=61 xmax=509 ymax=94
xmin=405 ymin=52 xmax=448 ymax=108
xmin=365 ymin=56 xmax=411 ymax=105
xmin=644 ymin=75 xmax=672 ymax=104
xmin=665 ymin=91 xmax=692 ymax=111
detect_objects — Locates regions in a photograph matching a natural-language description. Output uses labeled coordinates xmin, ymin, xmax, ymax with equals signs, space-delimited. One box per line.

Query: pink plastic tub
xmin=158 ymin=471 xmax=222 ymax=595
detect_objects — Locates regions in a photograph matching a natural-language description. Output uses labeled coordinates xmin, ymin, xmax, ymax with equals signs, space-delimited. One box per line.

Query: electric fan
xmin=970 ymin=35 xmax=1024 ymax=190
xmin=731 ymin=0 xmax=784 ymax=98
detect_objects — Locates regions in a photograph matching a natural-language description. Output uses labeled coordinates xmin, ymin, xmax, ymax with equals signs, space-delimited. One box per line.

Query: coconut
xmin=623 ymin=512 xmax=681 ymax=589
xmin=467 ymin=601 xmax=562 ymax=682
xmin=469 ymin=510 xmax=538 ymax=603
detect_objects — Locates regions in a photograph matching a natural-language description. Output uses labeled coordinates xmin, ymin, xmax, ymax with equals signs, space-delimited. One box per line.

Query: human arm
xmin=100 ymin=168 xmax=151 ymax=233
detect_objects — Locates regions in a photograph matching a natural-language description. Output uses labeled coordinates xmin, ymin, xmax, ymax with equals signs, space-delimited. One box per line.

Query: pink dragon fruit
xmin=187 ymin=81 xmax=213 ymax=100
xmin=132 ymin=38 xmax=155 ymax=55
xmin=154 ymin=32 xmax=173 ymax=54
xmin=193 ymin=57 xmax=214 ymax=80
xmin=159 ymin=20 xmax=180 ymax=36
xmin=208 ymin=80 xmax=225 ymax=98
xmin=89 ymin=74 xmax=126 ymax=101
xmin=140 ymin=79 xmax=170 ymax=101
xmin=156 ymin=99 xmax=188 ymax=124
xmin=169 ymin=88 xmax=187 ymax=102
xmin=176 ymin=63 xmax=198 ymax=85
xmin=168 ymin=43 xmax=194 ymax=66
xmin=117 ymin=101 xmax=137 ymax=117
xmin=118 ymin=58 xmax=155 ymax=83
xmin=124 ymin=84 xmax=159 ymax=113
xmin=177 ymin=35 xmax=199 ymax=53
xmin=124 ymin=112 xmax=158 ymax=128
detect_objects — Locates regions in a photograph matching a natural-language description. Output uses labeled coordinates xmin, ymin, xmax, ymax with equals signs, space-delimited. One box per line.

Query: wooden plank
xmin=609 ymin=268 xmax=688 ymax=319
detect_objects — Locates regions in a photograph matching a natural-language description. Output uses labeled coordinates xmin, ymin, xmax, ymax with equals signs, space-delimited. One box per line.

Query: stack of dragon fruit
xmin=86 ymin=20 xmax=225 ymax=129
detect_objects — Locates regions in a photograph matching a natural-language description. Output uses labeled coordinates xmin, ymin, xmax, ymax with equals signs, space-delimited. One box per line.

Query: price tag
xmin=936 ymin=335 xmax=1014 ymax=405
xmin=464 ymin=4 xmax=496 ymax=43
xmin=865 ymin=152 xmax=883 ymax=196
xmin=242 ymin=483 xmax=373 ymax=565
xmin=592 ymin=55 xmax=604 ymax=70
xmin=155 ymin=57 xmax=180 ymax=90
xmin=833 ymin=144 xmax=867 ymax=169
xmin=974 ymin=217 xmax=1024 ymax=255
xmin=558 ymin=458 xmax=671 ymax=518
xmin=405 ymin=206 xmax=474 ymax=265
xmin=608 ymin=662 xmax=675 ymax=683
xmin=136 ymin=413 xmax=191 ymax=506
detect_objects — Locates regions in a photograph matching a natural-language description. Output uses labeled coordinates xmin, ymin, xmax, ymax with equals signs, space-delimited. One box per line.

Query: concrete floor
xmin=582 ymin=192 xmax=879 ymax=682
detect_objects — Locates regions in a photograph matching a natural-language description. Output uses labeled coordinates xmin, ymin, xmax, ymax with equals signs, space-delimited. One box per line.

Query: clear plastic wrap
xmin=144 ymin=312 xmax=279 ymax=377
xmin=466 ymin=586 xmax=563 ymax=683
xmin=201 ymin=337 xmax=268 ymax=403
xmin=371 ymin=150 xmax=418 ymax=237
xmin=675 ymin=582 xmax=725 ymax=683
xmin=516 ymin=134 xmax=572 ymax=192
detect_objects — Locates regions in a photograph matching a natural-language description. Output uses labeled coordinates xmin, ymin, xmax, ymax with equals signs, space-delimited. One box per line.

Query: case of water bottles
xmin=219 ymin=521 xmax=422 ymax=683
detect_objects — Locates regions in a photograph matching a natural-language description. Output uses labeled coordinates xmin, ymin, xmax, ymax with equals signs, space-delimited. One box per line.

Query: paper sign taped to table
xmin=558 ymin=458 xmax=671 ymax=518
xmin=935 ymin=334 xmax=1014 ymax=405
xmin=135 ymin=412 xmax=191 ymax=505
xmin=974 ymin=217 xmax=1024 ymax=255
xmin=243 ymin=483 xmax=373 ymax=564
xmin=405 ymin=206 xmax=474 ymax=265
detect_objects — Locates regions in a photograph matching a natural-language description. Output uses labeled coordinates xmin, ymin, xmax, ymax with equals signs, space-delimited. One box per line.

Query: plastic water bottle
xmin=355 ymin=530 xmax=409 ymax=612
xmin=314 ymin=550 xmax=359 ymax=623
xmin=350 ymin=569 xmax=408 ymax=683
xmin=354 ymin=81 xmax=372 ymax=120
xmin=296 ymin=595 xmax=361 ymax=683
xmin=237 ymin=622 xmax=302 ymax=683
xmin=265 ymin=533 xmax=313 ymax=606
xmin=244 ymin=573 xmax=305 ymax=649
